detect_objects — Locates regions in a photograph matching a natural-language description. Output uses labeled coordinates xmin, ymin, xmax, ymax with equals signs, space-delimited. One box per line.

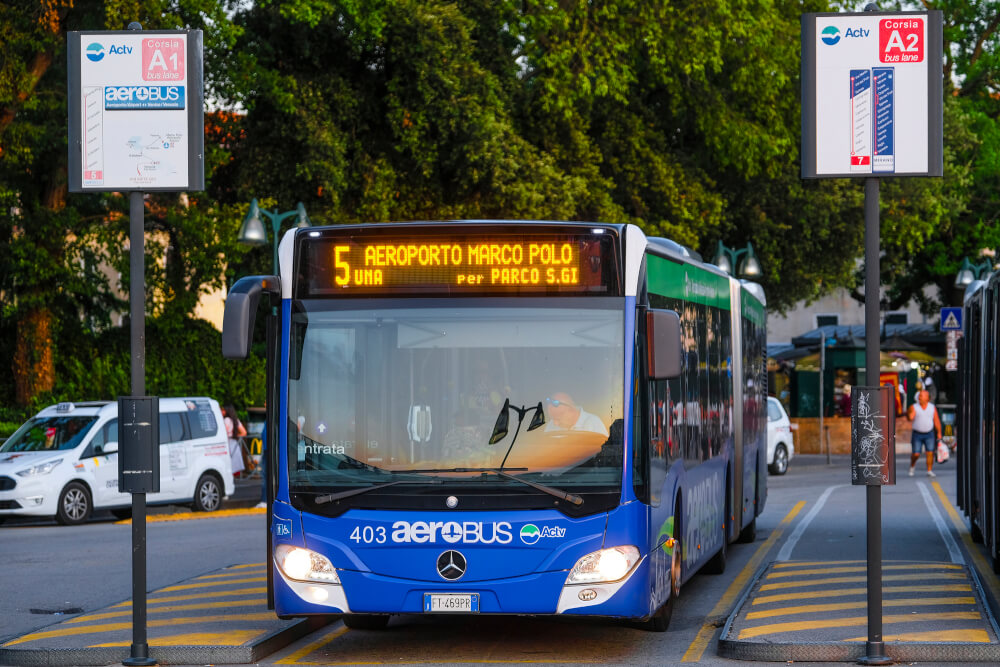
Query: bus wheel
xmin=342 ymin=614 xmax=390 ymax=630
xmin=56 ymin=482 xmax=92 ymax=526
xmin=737 ymin=517 xmax=756 ymax=544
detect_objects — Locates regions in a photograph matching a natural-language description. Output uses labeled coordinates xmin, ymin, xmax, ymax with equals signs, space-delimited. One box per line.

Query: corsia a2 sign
xmin=67 ymin=30 xmax=204 ymax=192
xmin=801 ymin=11 xmax=943 ymax=179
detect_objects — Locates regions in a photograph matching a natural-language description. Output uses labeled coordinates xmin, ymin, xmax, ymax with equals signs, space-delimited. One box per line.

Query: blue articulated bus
xmin=222 ymin=221 xmax=767 ymax=631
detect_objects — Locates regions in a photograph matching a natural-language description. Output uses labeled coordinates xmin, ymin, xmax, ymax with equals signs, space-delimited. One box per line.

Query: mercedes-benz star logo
xmin=436 ymin=550 xmax=467 ymax=581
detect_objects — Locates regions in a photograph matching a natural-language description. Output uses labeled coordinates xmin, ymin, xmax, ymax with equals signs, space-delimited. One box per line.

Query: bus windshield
xmin=286 ymin=299 xmax=624 ymax=516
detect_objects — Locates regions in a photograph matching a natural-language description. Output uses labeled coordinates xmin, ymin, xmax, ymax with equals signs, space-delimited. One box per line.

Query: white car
xmin=0 ymin=398 xmax=234 ymax=525
xmin=766 ymin=397 xmax=794 ymax=475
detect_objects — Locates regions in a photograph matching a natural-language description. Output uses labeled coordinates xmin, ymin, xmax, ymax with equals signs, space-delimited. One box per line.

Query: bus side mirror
xmin=222 ymin=276 xmax=280 ymax=359
xmin=647 ymin=309 xmax=682 ymax=379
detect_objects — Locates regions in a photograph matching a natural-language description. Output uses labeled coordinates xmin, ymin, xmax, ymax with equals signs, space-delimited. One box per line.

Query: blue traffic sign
xmin=941 ymin=307 xmax=963 ymax=331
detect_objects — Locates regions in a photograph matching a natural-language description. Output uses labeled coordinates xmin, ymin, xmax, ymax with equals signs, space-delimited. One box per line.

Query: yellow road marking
xmin=932 ymin=480 xmax=1000 ymax=603
xmin=111 ymin=587 xmax=267 ymax=607
xmin=680 ymin=500 xmax=807 ymax=663
xmin=4 ymin=613 xmax=275 ymax=646
xmin=738 ymin=611 xmax=981 ymax=640
xmin=195 ymin=569 xmax=266 ymax=580
xmin=765 ymin=563 xmax=961 ymax=579
xmin=842 ymin=629 xmax=991 ymax=643
xmin=230 ymin=562 xmax=267 ymax=568
xmin=68 ymin=598 xmax=267 ymax=623
xmin=275 ymin=625 xmax=350 ymax=664
xmin=759 ymin=571 xmax=965 ymax=591
xmin=115 ymin=507 xmax=265 ymax=524
xmin=772 ymin=560 xmax=865 ymax=568
xmin=89 ymin=629 xmax=263 ymax=647
xmin=745 ymin=596 xmax=975 ymax=620
xmin=158 ymin=576 xmax=266 ymax=592
xmin=753 ymin=584 xmax=972 ymax=605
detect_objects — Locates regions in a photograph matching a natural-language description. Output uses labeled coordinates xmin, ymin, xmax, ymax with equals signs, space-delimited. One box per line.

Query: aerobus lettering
xmin=388 ymin=520 xmax=513 ymax=544
xmin=683 ymin=473 xmax=723 ymax=567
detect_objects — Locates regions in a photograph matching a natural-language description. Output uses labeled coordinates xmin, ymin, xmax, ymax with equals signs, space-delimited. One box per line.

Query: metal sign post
xmin=67 ymin=21 xmax=204 ymax=666
xmin=800 ymin=4 xmax=943 ymax=665
xmin=860 ymin=178 xmax=891 ymax=665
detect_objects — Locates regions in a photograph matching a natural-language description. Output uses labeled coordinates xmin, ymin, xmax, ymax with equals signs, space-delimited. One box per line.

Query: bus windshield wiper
xmin=312 ymin=478 xmax=440 ymax=505
xmin=410 ymin=467 xmax=584 ymax=506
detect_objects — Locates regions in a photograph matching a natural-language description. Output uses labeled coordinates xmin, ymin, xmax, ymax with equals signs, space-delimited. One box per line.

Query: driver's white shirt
xmin=545 ymin=409 xmax=608 ymax=437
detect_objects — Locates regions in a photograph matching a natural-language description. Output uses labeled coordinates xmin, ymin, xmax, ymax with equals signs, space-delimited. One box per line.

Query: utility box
xmin=851 ymin=386 xmax=896 ymax=485
xmin=118 ymin=396 xmax=160 ymax=493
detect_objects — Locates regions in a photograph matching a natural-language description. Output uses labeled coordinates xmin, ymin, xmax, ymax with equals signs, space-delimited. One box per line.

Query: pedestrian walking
xmin=908 ymin=389 xmax=942 ymax=477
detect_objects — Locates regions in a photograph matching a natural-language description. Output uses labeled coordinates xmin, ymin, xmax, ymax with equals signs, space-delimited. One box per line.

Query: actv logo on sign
xmin=880 ymin=18 xmax=923 ymax=62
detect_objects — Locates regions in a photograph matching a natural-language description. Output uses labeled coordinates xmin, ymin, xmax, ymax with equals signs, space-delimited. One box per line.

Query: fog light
xmin=25 ymin=496 xmax=44 ymax=506
xmin=578 ymin=589 xmax=598 ymax=601
xmin=306 ymin=586 xmax=329 ymax=602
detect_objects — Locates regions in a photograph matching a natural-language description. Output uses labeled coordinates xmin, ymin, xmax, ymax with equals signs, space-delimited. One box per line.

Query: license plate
xmin=423 ymin=593 xmax=479 ymax=613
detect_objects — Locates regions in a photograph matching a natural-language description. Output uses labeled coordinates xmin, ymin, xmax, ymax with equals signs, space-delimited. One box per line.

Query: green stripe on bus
xmin=647 ymin=254 xmax=731 ymax=309
xmin=741 ymin=289 xmax=765 ymax=327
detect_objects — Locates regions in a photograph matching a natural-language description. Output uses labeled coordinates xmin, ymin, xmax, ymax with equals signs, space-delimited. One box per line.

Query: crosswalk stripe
xmin=68 ymin=598 xmax=267 ymax=623
xmin=111 ymin=587 xmax=267 ymax=607
xmin=5 ymin=613 xmax=275 ymax=646
xmin=766 ymin=563 xmax=961 ymax=579
xmin=738 ymin=611 xmax=981 ymax=640
xmin=745 ymin=597 xmax=975 ymax=620
xmin=752 ymin=584 xmax=972 ymax=605
xmin=759 ymin=572 xmax=966 ymax=591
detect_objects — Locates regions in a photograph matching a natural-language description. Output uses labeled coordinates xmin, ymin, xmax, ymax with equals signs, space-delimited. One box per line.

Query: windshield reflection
xmin=1 ymin=417 xmax=97 ymax=453
xmin=287 ymin=301 xmax=624 ymax=506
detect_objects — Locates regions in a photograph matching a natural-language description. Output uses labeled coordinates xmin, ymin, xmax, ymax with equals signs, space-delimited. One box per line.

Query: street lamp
xmin=237 ymin=198 xmax=311 ymax=274
xmin=954 ymin=256 xmax=994 ymax=287
xmin=712 ymin=241 xmax=762 ymax=279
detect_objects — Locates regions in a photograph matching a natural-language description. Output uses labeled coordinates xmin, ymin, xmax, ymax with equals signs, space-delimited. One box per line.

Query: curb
xmin=0 ymin=617 xmax=328 ymax=667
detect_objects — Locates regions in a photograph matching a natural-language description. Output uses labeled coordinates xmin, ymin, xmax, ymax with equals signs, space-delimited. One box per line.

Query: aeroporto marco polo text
xmin=330 ymin=242 xmax=582 ymax=287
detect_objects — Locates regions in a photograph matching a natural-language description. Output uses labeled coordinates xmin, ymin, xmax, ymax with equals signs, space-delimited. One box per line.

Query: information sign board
xmin=67 ymin=30 xmax=204 ymax=192
xmin=801 ymin=11 xmax=943 ymax=178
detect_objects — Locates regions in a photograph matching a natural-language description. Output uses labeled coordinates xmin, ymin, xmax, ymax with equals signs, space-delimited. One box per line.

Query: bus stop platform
xmin=0 ymin=563 xmax=327 ymax=666
xmin=718 ymin=559 xmax=1000 ymax=662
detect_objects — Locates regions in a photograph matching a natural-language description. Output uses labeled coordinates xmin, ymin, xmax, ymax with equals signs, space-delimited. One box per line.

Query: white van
xmin=0 ymin=398 xmax=234 ymax=525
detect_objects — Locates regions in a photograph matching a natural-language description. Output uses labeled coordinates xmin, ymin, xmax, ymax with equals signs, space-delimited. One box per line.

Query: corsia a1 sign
xmin=67 ymin=30 xmax=204 ymax=192
xmin=801 ymin=11 xmax=943 ymax=178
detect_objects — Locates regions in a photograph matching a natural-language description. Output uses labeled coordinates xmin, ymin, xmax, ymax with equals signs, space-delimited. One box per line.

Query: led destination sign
xmin=296 ymin=227 xmax=620 ymax=297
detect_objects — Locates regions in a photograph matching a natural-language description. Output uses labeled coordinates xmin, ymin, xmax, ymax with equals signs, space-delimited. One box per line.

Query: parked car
xmin=767 ymin=396 xmax=794 ymax=475
xmin=0 ymin=398 xmax=233 ymax=525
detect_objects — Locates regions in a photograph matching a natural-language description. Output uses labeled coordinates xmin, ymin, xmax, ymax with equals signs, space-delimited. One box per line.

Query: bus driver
xmin=544 ymin=392 xmax=608 ymax=436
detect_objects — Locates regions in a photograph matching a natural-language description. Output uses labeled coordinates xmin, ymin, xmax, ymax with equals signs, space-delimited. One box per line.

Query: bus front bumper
xmin=273 ymin=556 xmax=650 ymax=619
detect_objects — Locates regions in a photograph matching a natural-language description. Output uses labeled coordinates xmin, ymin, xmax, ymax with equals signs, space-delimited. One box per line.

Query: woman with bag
xmin=907 ymin=390 xmax=942 ymax=478
xmin=223 ymin=404 xmax=248 ymax=479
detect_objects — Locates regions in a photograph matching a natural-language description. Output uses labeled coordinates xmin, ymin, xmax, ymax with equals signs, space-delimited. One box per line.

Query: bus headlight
xmin=16 ymin=458 xmax=63 ymax=477
xmin=275 ymin=545 xmax=341 ymax=584
xmin=566 ymin=545 xmax=640 ymax=584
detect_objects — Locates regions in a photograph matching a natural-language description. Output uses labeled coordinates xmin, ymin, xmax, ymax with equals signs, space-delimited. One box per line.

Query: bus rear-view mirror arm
xmin=647 ymin=309 xmax=682 ymax=380
xmin=222 ymin=275 xmax=280 ymax=359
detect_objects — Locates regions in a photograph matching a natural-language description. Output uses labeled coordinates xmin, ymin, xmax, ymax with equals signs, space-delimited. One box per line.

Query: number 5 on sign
xmin=143 ymin=38 xmax=185 ymax=81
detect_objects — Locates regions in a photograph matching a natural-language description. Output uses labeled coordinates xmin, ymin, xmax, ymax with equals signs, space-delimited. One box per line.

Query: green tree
xmin=0 ymin=0 xmax=244 ymax=409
